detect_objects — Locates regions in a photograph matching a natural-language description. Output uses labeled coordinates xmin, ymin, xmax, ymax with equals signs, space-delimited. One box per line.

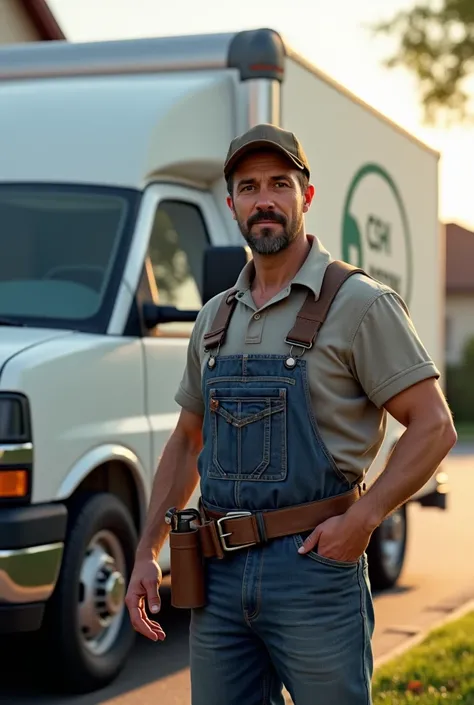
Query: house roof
xmin=19 ymin=0 xmax=65 ymax=41
xmin=446 ymin=222 xmax=474 ymax=294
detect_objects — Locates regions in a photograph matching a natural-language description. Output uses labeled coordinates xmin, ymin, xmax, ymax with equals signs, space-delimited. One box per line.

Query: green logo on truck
xmin=342 ymin=164 xmax=413 ymax=304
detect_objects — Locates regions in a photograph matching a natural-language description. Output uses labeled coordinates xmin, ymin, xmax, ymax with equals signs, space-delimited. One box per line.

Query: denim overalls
xmin=189 ymin=288 xmax=375 ymax=705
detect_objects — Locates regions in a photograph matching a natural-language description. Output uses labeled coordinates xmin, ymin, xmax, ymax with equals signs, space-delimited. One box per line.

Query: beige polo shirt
xmin=175 ymin=236 xmax=439 ymax=483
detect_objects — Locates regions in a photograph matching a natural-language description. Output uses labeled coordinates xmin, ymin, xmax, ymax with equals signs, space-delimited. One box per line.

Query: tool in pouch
xmin=165 ymin=507 xmax=206 ymax=609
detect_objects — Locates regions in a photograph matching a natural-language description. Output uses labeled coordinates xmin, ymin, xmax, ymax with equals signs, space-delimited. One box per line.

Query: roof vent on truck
xmin=227 ymin=28 xmax=286 ymax=82
xmin=0 ymin=28 xmax=286 ymax=83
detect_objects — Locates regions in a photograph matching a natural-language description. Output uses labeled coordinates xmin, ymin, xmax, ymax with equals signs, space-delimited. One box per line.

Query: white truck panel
xmin=1 ymin=334 xmax=152 ymax=504
xmin=0 ymin=327 xmax=71 ymax=363
xmin=0 ymin=72 xmax=236 ymax=189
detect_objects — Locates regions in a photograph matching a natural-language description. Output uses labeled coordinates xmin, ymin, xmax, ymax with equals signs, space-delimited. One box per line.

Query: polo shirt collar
xmin=234 ymin=234 xmax=331 ymax=300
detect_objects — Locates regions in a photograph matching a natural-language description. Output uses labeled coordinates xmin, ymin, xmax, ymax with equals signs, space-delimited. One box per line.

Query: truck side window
xmin=147 ymin=200 xmax=209 ymax=335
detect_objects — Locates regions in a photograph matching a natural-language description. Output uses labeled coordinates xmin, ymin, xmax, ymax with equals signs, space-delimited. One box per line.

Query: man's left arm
xmin=348 ymin=375 xmax=457 ymax=536
xmin=299 ymin=290 xmax=457 ymax=560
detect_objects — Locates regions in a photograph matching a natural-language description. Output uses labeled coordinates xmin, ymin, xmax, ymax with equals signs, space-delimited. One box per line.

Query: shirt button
xmin=254 ymin=313 xmax=261 ymax=320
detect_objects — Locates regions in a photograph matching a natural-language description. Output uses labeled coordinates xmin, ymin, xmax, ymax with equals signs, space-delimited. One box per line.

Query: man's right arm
xmin=136 ymin=407 xmax=203 ymax=562
xmin=125 ymin=407 xmax=203 ymax=640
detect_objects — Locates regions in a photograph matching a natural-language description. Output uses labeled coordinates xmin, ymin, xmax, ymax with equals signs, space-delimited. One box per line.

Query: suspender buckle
xmin=284 ymin=338 xmax=314 ymax=350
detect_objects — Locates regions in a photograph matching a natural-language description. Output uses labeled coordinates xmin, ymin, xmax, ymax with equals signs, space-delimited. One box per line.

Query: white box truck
xmin=0 ymin=28 xmax=448 ymax=692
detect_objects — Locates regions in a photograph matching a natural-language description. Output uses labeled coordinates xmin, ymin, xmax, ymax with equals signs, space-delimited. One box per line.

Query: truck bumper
xmin=417 ymin=487 xmax=448 ymax=510
xmin=411 ymin=470 xmax=449 ymax=510
xmin=0 ymin=503 xmax=67 ymax=634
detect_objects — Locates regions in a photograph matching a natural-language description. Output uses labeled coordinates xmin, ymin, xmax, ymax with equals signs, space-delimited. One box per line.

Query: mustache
xmin=247 ymin=210 xmax=287 ymax=228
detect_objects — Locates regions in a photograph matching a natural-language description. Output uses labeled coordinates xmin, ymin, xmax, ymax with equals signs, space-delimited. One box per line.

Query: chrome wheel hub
xmin=379 ymin=508 xmax=406 ymax=577
xmin=78 ymin=530 xmax=126 ymax=656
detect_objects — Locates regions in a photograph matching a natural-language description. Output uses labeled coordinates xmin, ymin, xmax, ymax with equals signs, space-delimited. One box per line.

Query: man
xmin=125 ymin=124 xmax=457 ymax=704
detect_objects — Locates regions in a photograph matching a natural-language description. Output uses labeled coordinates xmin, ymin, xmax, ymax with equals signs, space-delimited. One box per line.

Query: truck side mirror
xmin=142 ymin=245 xmax=250 ymax=329
xmin=202 ymin=245 xmax=250 ymax=304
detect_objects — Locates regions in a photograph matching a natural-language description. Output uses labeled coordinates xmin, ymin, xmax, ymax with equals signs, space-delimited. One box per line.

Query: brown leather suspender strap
xmin=285 ymin=260 xmax=365 ymax=348
xmin=203 ymin=289 xmax=238 ymax=351
xmin=203 ymin=260 xmax=366 ymax=353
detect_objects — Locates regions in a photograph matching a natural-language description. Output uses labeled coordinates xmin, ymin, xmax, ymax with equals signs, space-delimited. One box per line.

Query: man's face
xmin=226 ymin=150 xmax=314 ymax=255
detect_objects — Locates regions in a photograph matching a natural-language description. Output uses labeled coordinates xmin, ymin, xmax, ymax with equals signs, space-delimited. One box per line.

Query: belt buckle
xmin=216 ymin=511 xmax=256 ymax=552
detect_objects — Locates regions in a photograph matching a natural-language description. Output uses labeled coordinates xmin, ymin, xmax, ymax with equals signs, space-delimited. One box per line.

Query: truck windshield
xmin=0 ymin=184 xmax=139 ymax=333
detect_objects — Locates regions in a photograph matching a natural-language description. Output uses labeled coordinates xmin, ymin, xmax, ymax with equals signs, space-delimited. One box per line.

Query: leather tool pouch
xmin=169 ymin=528 xmax=206 ymax=609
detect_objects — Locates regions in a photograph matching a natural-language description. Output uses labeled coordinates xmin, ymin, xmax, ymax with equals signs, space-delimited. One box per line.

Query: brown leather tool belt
xmin=197 ymin=485 xmax=362 ymax=560
xmin=168 ymin=486 xmax=363 ymax=609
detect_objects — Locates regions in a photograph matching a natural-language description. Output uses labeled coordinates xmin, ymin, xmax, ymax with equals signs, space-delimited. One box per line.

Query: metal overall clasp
xmin=284 ymin=338 xmax=313 ymax=369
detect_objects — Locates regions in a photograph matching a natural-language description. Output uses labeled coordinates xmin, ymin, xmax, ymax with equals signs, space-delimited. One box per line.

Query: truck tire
xmin=41 ymin=492 xmax=137 ymax=694
xmin=367 ymin=504 xmax=407 ymax=591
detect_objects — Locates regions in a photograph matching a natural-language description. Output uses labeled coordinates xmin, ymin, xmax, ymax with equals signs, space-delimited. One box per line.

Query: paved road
xmin=2 ymin=446 xmax=473 ymax=705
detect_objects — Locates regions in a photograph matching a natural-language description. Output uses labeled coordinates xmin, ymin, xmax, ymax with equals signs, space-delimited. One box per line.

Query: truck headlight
xmin=0 ymin=394 xmax=30 ymax=443
xmin=0 ymin=394 xmax=31 ymax=500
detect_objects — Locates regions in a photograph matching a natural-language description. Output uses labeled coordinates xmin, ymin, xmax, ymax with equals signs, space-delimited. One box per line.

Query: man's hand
xmin=125 ymin=557 xmax=166 ymax=642
xmin=297 ymin=512 xmax=372 ymax=563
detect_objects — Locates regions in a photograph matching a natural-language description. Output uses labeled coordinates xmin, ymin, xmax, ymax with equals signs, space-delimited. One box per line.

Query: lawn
xmin=373 ymin=610 xmax=474 ymax=704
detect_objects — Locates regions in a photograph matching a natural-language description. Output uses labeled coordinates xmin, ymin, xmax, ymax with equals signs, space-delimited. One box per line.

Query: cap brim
xmin=224 ymin=139 xmax=308 ymax=179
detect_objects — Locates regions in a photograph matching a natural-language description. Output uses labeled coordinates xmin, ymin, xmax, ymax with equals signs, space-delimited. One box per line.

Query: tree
xmin=373 ymin=0 xmax=474 ymax=125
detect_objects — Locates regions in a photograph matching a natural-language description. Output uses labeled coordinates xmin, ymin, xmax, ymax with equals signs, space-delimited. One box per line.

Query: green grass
xmin=455 ymin=422 xmax=474 ymax=442
xmin=373 ymin=611 xmax=474 ymax=704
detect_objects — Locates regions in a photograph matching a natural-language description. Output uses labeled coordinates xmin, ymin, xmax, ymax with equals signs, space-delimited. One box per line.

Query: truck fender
xmin=56 ymin=445 xmax=149 ymax=524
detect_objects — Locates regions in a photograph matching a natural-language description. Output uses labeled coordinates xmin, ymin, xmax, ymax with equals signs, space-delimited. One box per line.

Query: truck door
xmin=136 ymin=184 xmax=229 ymax=509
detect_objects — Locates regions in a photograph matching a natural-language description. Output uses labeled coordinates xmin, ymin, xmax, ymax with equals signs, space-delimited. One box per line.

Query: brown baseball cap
xmin=223 ymin=124 xmax=310 ymax=180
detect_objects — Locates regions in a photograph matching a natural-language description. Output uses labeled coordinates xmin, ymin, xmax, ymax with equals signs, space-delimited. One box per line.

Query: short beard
xmin=245 ymin=228 xmax=291 ymax=254
xmin=237 ymin=210 xmax=302 ymax=255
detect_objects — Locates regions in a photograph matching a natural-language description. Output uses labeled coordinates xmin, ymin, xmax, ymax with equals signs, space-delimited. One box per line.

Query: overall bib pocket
xmin=208 ymin=387 xmax=287 ymax=481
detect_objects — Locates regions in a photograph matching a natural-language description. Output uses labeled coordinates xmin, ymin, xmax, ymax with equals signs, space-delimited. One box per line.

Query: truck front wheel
xmin=367 ymin=504 xmax=408 ymax=591
xmin=41 ymin=492 xmax=137 ymax=693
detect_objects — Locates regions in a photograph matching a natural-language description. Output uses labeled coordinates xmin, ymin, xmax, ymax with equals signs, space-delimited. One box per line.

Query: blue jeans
xmin=190 ymin=535 xmax=374 ymax=705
